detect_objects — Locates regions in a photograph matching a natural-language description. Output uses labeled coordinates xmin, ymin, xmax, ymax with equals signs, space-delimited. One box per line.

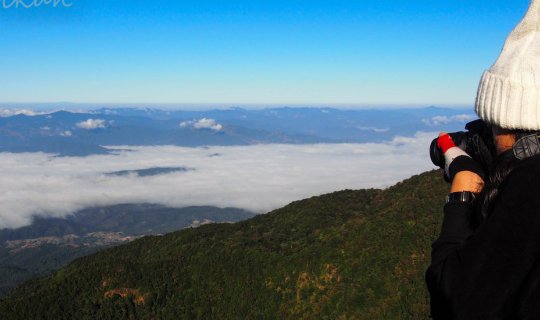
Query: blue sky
xmin=0 ymin=0 xmax=530 ymax=106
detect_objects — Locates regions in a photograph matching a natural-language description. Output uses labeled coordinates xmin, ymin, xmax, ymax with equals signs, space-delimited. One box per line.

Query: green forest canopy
xmin=0 ymin=170 xmax=448 ymax=319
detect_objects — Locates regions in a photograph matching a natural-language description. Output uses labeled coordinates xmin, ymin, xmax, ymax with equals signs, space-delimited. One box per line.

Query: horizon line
xmin=0 ymin=102 xmax=474 ymax=109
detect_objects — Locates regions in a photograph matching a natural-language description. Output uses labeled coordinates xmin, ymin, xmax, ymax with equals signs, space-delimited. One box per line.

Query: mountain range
xmin=0 ymin=106 xmax=475 ymax=156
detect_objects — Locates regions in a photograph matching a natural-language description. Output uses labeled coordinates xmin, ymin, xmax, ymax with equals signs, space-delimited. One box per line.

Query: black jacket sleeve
xmin=426 ymin=167 xmax=540 ymax=319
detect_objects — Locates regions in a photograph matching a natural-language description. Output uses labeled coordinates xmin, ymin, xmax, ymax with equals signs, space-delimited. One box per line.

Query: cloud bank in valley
xmin=0 ymin=109 xmax=46 ymax=117
xmin=422 ymin=114 xmax=476 ymax=126
xmin=0 ymin=132 xmax=437 ymax=229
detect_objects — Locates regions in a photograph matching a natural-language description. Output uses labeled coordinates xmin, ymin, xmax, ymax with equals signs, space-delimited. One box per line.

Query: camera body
xmin=430 ymin=119 xmax=496 ymax=172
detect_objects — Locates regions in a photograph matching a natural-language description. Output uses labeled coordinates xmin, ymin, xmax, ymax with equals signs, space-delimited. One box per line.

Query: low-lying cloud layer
xmin=0 ymin=132 xmax=437 ymax=229
xmin=0 ymin=109 xmax=49 ymax=117
xmin=422 ymin=114 xmax=476 ymax=126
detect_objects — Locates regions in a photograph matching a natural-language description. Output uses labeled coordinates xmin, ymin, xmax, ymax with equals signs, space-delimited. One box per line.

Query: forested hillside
xmin=0 ymin=170 xmax=448 ymax=319
xmin=0 ymin=205 xmax=254 ymax=296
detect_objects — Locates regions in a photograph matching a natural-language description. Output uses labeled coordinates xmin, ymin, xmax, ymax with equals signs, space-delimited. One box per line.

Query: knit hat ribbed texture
xmin=476 ymin=0 xmax=540 ymax=130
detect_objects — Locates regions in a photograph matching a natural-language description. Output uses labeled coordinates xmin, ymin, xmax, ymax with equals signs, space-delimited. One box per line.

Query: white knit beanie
xmin=476 ymin=0 xmax=540 ymax=130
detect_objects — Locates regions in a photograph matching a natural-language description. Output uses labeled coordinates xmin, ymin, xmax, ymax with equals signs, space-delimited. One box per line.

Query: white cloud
xmin=60 ymin=131 xmax=73 ymax=137
xmin=194 ymin=118 xmax=223 ymax=131
xmin=179 ymin=120 xmax=191 ymax=128
xmin=422 ymin=114 xmax=476 ymax=126
xmin=180 ymin=118 xmax=223 ymax=131
xmin=357 ymin=126 xmax=390 ymax=133
xmin=453 ymin=114 xmax=475 ymax=122
xmin=0 ymin=132 xmax=438 ymax=229
xmin=0 ymin=109 xmax=47 ymax=117
xmin=76 ymin=119 xmax=106 ymax=130
xmin=97 ymin=109 xmax=118 ymax=115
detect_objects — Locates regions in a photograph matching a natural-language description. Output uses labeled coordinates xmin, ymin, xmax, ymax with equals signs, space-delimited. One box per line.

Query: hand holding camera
xmin=437 ymin=133 xmax=484 ymax=181
xmin=437 ymin=132 xmax=485 ymax=194
xmin=430 ymin=119 xmax=494 ymax=193
xmin=430 ymin=120 xmax=495 ymax=174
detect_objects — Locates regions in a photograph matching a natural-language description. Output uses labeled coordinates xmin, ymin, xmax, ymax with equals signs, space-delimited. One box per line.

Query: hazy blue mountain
xmin=94 ymin=106 xmax=475 ymax=141
xmin=0 ymin=106 xmax=476 ymax=156
xmin=106 ymin=167 xmax=192 ymax=177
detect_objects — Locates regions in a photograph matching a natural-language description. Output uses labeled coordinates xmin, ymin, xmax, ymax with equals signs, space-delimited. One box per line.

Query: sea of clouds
xmin=0 ymin=132 xmax=438 ymax=229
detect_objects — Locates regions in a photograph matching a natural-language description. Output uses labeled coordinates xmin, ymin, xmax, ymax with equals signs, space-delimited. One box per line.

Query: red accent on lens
xmin=437 ymin=134 xmax=456 ymax=153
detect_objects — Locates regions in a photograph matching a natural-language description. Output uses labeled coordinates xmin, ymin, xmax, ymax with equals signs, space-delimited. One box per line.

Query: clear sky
xmin=0 ymin=0 xmax=531 ymax=106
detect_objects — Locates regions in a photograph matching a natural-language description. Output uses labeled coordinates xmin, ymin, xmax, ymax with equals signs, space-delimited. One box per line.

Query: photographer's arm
xmin=427 ymin=135 xmax=485 ymax=267
xmin=426 ymin=133 xmax=487 ymax=318
xmin=428 ymin=171 xmax=484 ymax=268
xmin=426 ymin=172 xmax=482 ymax=320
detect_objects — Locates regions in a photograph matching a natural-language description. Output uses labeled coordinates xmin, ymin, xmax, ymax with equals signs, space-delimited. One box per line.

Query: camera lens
xmin=430 ymin=138 xmax=444 ymax=168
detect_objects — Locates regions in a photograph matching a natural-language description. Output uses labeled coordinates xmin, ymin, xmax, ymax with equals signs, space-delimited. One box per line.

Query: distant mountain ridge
xmin=105 ymin=167 xmax=192 ymax=177
xmin=0 ymin=171 xmax=448 ymax=319
xmin=0 ymin=204 xmax=254 ymax=296
xmin=0 ymin=106 xmax=475 ymax=156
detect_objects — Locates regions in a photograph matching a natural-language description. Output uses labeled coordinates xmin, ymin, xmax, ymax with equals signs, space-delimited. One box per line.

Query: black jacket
xmin=426 ymin=155 xmax=540 ymax=320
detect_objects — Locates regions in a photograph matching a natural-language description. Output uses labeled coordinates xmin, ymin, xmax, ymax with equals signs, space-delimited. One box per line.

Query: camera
xmin=429 ymin=119 xmax=496 ymax=171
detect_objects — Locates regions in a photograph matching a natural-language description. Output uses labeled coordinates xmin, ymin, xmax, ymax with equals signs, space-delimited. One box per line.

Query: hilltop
xmin=0 ymin=170 xmax=447 ymax=319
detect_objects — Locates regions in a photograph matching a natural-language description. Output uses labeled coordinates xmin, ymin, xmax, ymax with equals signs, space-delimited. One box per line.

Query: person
xmin=426 ymin=1 xmax=540 ymax=319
